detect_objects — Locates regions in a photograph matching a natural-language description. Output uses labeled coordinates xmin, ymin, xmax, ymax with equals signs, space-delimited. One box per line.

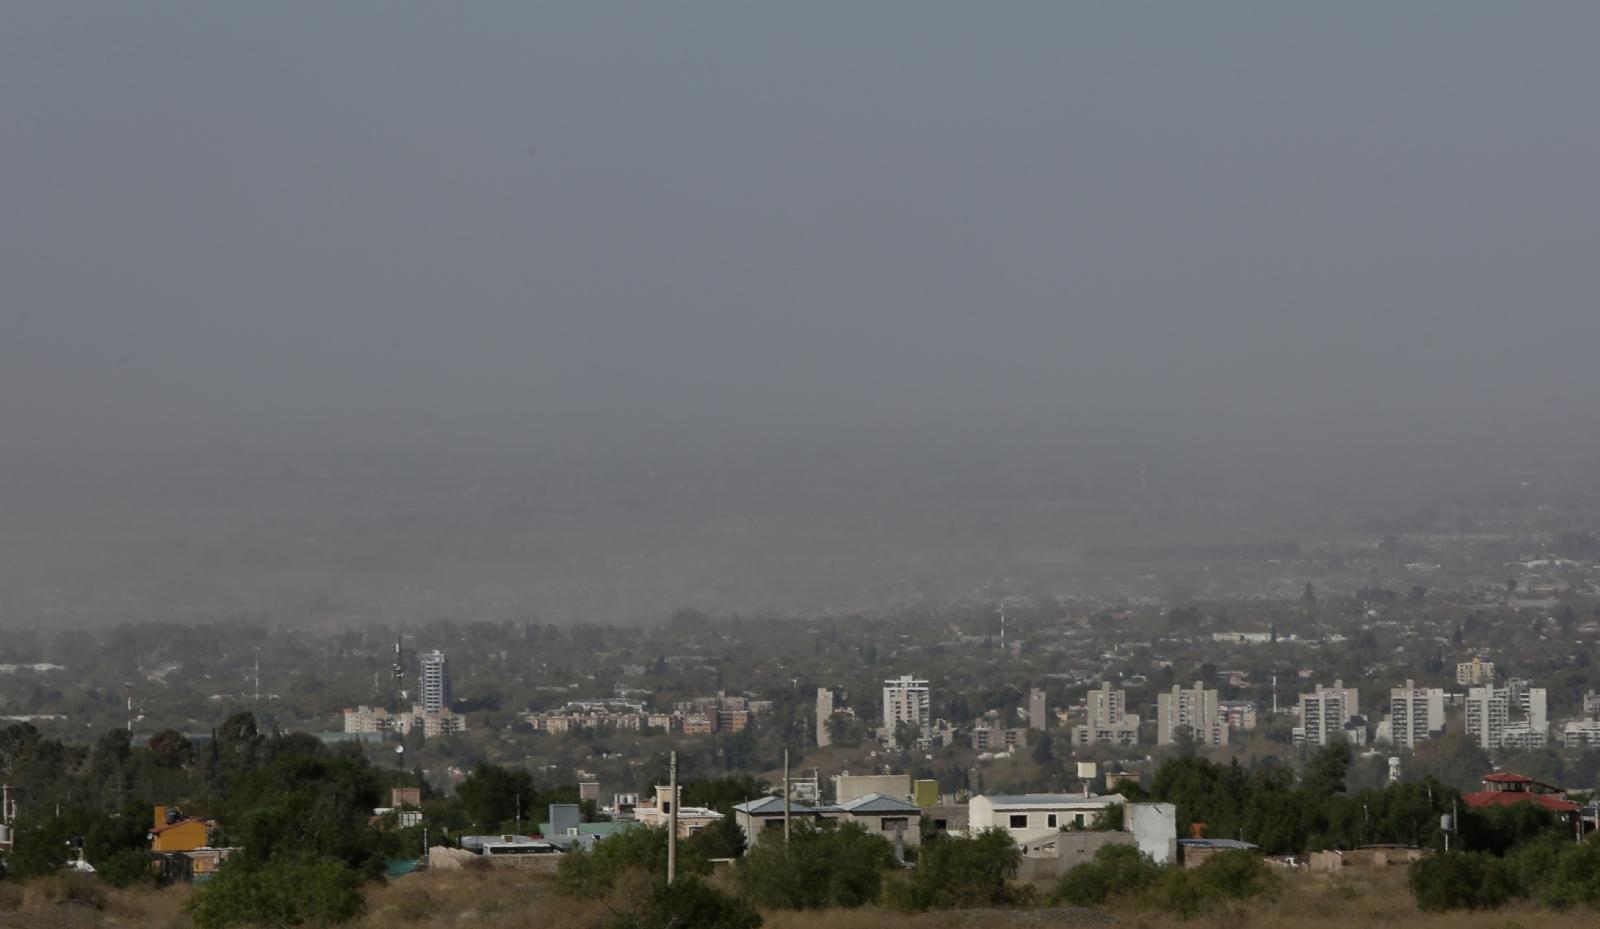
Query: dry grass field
xmin=0 ymin=866 xmax=1596 ymax=929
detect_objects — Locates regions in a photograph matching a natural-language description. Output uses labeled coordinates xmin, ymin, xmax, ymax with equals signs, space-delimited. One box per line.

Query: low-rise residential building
xmin=968 ymin=793 xmax=1126 ymax=841
xmin=732 ymin=793 xmax=923 ymax=849
xmin=1561 ymin=719 xmax=1600 ymax=747
xmin=150 ymin=806 xmax=209 ymax=853
xmin=1218 ymin=700 xmax=1259 ymax=731
xmin=970 ymin=724 xmax=1028 ymax=752
xmin=343 ymin=704 xmax=466 ymax=738
xmin=634 ymin=785 xmax=723 ymax=837
xmin=1463 ymin=773 xmax=1579 ymax=821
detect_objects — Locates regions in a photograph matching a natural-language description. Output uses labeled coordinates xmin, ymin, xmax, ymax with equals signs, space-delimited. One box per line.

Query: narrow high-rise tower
xmin=419 ymin=650 xmax=451 ymax=712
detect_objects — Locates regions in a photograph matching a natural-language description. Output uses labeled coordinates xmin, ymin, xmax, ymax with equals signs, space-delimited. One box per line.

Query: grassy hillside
xmin=4 ymin=865 xmax=1598 ymax=929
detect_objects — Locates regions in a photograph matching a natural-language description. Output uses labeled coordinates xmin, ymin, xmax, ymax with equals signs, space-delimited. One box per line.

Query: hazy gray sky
xmin=6 ymin=2 xmax=1600 ymax=466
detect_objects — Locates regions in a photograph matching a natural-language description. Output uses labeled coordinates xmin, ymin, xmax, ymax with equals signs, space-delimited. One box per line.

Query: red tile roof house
xmin=1463 ymin=772 xmax=1580 ymax=818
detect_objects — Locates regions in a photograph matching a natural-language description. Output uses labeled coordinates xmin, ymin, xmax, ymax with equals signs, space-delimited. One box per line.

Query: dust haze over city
xmin=17 ymin=4 xmax=1600 ymax=925
xmin=4 ymin=2 xmax=1600 ymax=629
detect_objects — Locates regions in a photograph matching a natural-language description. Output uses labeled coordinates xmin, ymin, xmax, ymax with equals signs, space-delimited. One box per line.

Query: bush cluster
xmin=1411 ymin=841 xmax=1600 ymax=913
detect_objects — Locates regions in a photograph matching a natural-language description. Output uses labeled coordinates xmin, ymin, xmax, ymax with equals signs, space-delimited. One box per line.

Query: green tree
xmin=187 ymin=856 xmax=365 ymax=928
xmin=1031 ymin=731 xmax=1054 ymax=764
xmin=893 ymin=720 xmax=922 ymax=750
xmin=1050 ymin=843 xmax=1160 ymax=906
xmin=555 ymin=826 xmax=710 ymax=898
xmin=1301 ymin=740 xmax=1351 ymax=797
xmin=147 ymin=729 xmax=195 ymax=769
xmin=737 ymin=821 xmax=896 ymax=909
xmin=219 ymin=737 xmax=386 ymax=873
xmin=1409 ymin=851 xmax=1517 ymax=912
xmin=886 ymin=828 xmax=1021 ymax=911
xmin=686 ymin=811 xmax=747 ymax=860
xmin=454 ymin=763 xmax=535 ymax=831
xmin=1153 ymin=850 xmax=1279 ymax=917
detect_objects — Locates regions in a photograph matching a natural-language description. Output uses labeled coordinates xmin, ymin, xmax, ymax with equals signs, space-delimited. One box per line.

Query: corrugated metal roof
xmin=733 ymin=796 xmax=820 ymax=815
xmin=836 ymin=793 xmax=920 ymax=814
xmin=1177 ymin=831 xmax=1260 ymax=850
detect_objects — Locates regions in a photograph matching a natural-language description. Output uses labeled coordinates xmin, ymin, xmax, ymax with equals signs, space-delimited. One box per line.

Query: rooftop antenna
xmin=124 ymin=684 xmax=133 ymax=733
xmin=392 ymin=628 xmax=405 ymax=682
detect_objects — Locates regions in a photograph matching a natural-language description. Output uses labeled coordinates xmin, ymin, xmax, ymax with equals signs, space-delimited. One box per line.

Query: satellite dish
xmin=395 ymin=745 xmax=405 ymax=755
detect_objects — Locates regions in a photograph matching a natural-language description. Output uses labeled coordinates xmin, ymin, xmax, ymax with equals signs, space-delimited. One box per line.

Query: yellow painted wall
xmin=152 ymin=820 xmax=208 ymax=853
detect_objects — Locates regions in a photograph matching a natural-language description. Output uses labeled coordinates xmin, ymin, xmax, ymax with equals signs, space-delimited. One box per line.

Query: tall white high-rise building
xmin=1072 ymin=682 xmax=1141 ymax=746
xmin=1157 ymin=681 xmax=1227 ymax=746
xmin=1088 ymin=681 xmax=1126 ymax=726
xmin=1464 ymin=680 xmax=1546 ymax=749
xmin=419 ymin=650 xmax=451 ymax=712
xmin=882 ymin=675 xmax=930 ymax=742
xmin=1388 ymin=680 xmax=1445 ymax=748
xmin=1295 ymin=680 xmax=1361 ymax=746
xmin=1028 ymin=688 xmax=1048 ymax=731
xmin=816 ymin=687 xmax=835 ymax=747
xmin=1464 ymin=684 xmax=1508 ymax=749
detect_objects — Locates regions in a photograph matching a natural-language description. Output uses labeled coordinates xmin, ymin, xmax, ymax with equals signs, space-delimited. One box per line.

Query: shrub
xmin=555 ymin=825 xmax=711 ymax=898
xmin=886 ymin=828 xmax=1021 ymax=911
xmin=1151 ymin=851 xmax=1279 ymax=917
xmin=187 ymin=856 xmax=365 ymax=928
xmin=686 ymin=813 xmax=747 ymax=860
xmin=1051 ymin=843 xmax=1161 ymax=906
xmin=737 ymin=821 xmax=896 ymax=909
xmin=605 ymin=876 xmax=761 ymax=929
xmin=1409 ymin=851 xmax=1517 ymax=913
xmin=1533 ymin=837 xmax=1600 ymax=910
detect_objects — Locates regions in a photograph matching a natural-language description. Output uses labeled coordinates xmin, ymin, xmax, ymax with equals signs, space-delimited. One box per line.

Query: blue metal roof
xmin=1178 ymin=838 xmax=1259 ymax=850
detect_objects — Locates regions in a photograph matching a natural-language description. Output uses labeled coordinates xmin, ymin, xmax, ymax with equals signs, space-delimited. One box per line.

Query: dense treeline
xmin=1132 ymin=741 xmax=1584 ymax=856
xmin=5 ymin=714 xmax=1600 ymax=924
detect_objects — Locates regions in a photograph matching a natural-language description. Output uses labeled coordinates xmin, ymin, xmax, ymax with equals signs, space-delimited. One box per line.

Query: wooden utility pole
xmin=783 ymin=748 xmax=792 ymax=843
xmin=780 ymin=745 xmax=793 ymax=837
xmin=667 ymin=751 xmax=678 ymax=884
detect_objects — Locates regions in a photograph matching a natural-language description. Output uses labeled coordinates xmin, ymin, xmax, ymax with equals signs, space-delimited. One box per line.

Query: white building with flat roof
xmin=1456 ymin=656 xmax=1495 ymax=685
xmin=969 ymin=793 xmax=1126 ymax=842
